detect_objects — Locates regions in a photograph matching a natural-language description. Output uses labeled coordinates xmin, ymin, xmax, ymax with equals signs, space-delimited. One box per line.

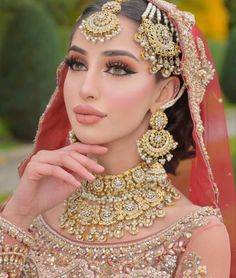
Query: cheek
xmin=105 ymin=79 xmax=154 ymax=109
xmin=63 ymin=74 xmax=80 ymax=108
xmin=63 ymin=75 xmax=71 ymax=104
xmin=63 ymin=75 xmax=78 ymax=124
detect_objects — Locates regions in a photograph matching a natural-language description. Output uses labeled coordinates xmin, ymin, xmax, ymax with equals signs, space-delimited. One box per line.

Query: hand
xmin=2 ymin=143 xmax=107 ymax=228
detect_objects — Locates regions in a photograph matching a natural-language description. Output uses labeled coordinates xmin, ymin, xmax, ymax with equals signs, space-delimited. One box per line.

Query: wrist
xmin=1 ymin=205 xmax=35 ymax=231
xmin=0 ymin=214 xmax=34 ymax=249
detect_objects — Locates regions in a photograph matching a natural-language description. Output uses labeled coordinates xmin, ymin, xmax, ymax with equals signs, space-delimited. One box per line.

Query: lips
xmin=73 ymin=105 xmax=106 ymax=124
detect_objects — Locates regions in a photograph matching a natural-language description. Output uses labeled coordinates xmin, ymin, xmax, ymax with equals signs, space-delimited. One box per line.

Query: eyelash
xmin=65 ymin=57 xmax=86 ymax=71
xmin=105 ymin=61 xmax=136 ymax=76
xmin=65 ymin=57 xmax=136 ymax=77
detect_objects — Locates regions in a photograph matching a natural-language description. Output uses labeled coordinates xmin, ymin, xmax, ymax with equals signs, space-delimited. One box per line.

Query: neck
xmin=98 ymin=140 xmax=141 ymax=175
xmin=88 ymin=120 xmax=149 ymax=175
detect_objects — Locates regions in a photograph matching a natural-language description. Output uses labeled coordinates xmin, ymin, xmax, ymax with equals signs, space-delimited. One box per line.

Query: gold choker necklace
xmin=59 ymin=162 xmax=180 ymax=242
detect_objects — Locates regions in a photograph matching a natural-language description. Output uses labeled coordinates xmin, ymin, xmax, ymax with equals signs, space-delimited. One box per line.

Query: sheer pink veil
xmin=18 ymin=0 xmax=236 ymax=276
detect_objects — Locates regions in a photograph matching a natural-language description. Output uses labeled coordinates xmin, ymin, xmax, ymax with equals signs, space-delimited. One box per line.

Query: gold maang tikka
xmin=79 ymin=0 xmax=124 ymax=43
xmin=135 ymin=3 xmax=181 ymax=77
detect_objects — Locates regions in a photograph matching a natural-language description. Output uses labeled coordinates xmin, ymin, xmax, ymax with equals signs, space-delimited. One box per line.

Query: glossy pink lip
xmin=73 ymin=105 xmax=107 ymax=124
xmin=73 ymin=105 xmax=106 ymax=117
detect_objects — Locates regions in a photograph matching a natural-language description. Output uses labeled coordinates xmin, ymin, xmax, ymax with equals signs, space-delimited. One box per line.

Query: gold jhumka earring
xmin=59 ymin=1 xmax=183 ymax=243
xmin=137 ymin=110 xmax=178 ymax=165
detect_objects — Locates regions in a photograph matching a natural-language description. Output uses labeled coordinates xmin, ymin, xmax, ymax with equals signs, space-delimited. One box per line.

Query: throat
xmin=88 ymin=123 xmax=149 ymax=175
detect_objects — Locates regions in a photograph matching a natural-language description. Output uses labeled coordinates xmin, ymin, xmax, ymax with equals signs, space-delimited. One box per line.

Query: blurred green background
xmin=0 ymin=0 xmax=235 ymax=197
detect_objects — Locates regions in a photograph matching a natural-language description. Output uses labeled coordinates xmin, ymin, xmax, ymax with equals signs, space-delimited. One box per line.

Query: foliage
xmin=221 ymin=26 xmax=236 ymax=103
xmin=0 ymin=12 xmax=11 ymax=55
xmin=34 ymin=0 xmax=79 ymax=25
xmin=0 ymin=1 xmax=32 ymax=54
xmin=176 ymin=0 xmax=229 ymax=40
xmin=0 ymin=0 xmax=60 ymax=140
xmin=0 ymin=119 xmax=9 ymax=137
xmin=34 ymin=0 xmax=96 ymax=26
xmin=0 ymin=193 xmax=9 ymax=203
xmin=207 ymin=39 xmax=227 ymax=77
xmin=225 ymin=0 xmax=236 ymax=29
xmin=230 ymin=137 xmax=236 ymax=178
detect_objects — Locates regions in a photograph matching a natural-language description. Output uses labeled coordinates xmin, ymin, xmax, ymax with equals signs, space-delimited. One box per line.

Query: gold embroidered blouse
xmin=17 ymin=206 xmax=225 ymax=277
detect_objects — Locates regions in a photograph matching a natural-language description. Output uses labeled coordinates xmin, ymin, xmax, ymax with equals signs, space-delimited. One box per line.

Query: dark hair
xmin=71 ymin=0 xmax=196 ymax=175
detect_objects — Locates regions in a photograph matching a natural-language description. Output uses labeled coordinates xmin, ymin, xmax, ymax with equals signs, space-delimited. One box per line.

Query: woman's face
xmin=64 ymin=16 xmax=163 ymax=145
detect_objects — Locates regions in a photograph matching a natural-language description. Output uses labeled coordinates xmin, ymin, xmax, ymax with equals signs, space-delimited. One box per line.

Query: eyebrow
xmin=69 ymin=45 xmax=87 ymax=55
xmin=69 ymin=45 xmax=139 ymax=62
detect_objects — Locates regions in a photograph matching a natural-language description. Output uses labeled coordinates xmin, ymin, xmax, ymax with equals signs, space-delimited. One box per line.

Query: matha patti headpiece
xmin=79 ymin=1 xmax=181 ymax=78
xmin=135 ymin=3 xmax=181 ymax=77
xmin=79 ymin=0 xmax=123 ymax=43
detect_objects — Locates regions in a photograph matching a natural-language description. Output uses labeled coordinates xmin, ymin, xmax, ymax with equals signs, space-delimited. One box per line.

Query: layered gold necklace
xmin=59 ymin=162 xmax=180 ymax=242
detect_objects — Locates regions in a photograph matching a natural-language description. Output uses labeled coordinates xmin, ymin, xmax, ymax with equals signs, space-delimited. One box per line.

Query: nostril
xmin=87 ymin=95 xmax=96 ymax=100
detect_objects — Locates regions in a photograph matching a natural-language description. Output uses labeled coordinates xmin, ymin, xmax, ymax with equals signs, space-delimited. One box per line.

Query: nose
xmin=79 ymin=70 xmax=100 ymax=101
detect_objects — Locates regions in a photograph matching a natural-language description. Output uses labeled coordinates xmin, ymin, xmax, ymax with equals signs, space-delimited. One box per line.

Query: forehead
xmin=71 ymin=16 xmax=140 ymax=54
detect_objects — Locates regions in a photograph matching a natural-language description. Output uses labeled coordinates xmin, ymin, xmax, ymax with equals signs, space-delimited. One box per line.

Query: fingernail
xmin=75 ymin=182 xmax=81 ymax=187
xmin=87 ymin=173 xmax=95 ymax=180
xmin=97 ymin=165 xmax=105 ymax=171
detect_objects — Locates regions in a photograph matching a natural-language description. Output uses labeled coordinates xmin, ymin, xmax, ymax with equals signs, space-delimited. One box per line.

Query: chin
xmin=76 ymin=132 xmax=108 ymax=145
xmin=73 ymin=122 xmax=132 ymax=146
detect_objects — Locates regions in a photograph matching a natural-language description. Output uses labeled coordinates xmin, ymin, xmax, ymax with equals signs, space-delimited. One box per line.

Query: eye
xmin=65 ymin=57 xmax=87 ymax=71
xmin=105 ymin=61 xmax=137 ymax=76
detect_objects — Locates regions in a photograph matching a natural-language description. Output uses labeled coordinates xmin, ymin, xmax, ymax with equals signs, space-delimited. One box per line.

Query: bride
xmin=0 ymin=0 xmax=235 ymax=277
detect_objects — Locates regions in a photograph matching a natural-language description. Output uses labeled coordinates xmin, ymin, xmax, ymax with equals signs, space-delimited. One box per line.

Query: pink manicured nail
xmin=76 ymin=182 xmax=81 ymax=187
xmin=87 ymin=173 xmax=95 ymax=181
xmin=97 ymin=165 xmax=105 ymax=171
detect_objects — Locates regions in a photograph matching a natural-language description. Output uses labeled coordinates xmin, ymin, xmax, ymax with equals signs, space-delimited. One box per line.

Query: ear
xmin=150 ymin=76 xmax=180 ymax=113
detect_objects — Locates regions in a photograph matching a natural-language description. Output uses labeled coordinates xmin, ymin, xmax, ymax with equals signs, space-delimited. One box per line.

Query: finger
xmin=32 ymin=152 xmax=96 ymax=181
xmin=64 ymin=142 xmax=108 ymax=155
xmin=29 ymin=162 xmax=81 ymax=187
xmin=68 ymin=151 xmax=104 ymax=173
